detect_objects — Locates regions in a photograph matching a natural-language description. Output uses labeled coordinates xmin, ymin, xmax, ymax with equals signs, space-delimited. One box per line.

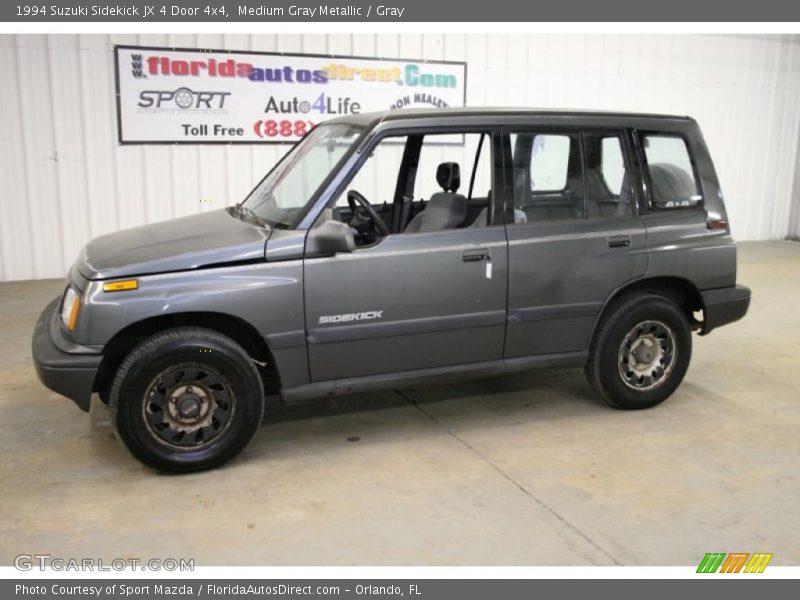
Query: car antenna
xmin=374 ymin=108 xmax=392 ymax=129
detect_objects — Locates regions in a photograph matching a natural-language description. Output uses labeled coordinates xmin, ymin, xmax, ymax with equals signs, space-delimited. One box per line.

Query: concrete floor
xmin=0 ymin=241 xmax=798 ymax=566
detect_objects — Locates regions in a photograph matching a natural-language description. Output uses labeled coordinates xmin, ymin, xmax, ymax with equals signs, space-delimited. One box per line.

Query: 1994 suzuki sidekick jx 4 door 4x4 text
xmin=32 ymin=109 xmax=751 ymax=472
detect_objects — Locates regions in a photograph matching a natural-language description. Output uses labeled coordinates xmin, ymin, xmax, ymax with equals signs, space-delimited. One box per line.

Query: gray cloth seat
xmin=470 ymin=205 xmax=527 ymax=227
xmin=470 ymin=205 xmax=490 ymax=227
xmin=516 ymin=169 xmax=582 ymax=222
xmin=585 ymin=169 xmax=633 ymax=218
xmin=585 ymin=170 xmax=615 ymax=217
xmin=405 ymin=162 xmax=468 ymax=233
xmin=616 ymin=170 xmax=633 ymax=216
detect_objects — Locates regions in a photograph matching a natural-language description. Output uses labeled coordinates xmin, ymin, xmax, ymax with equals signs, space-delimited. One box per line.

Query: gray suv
xmin=32 ymin=109 xmax=751 ymax=472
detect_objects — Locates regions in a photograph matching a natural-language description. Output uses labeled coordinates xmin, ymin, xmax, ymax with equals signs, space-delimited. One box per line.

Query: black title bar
xmin=4 ymin=579 xmax=798 ymax=600
xmin=4 ymin=0 xmax=800 ymax=22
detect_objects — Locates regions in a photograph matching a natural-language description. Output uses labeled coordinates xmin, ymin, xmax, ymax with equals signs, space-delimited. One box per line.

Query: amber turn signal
xmin=66 ymin=296 xmax=80 ymax=332
xmin=103 ymin=280 xmax=139 ymax=292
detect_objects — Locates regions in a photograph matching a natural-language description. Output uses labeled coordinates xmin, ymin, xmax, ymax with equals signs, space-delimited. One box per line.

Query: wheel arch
xmin=94 ymin=312 xmax=280 ymax=403
xmin=589 ymin=276 xmax=704 ymax=346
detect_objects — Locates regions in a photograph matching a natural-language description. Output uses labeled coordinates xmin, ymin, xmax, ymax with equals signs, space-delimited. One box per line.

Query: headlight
xmin=60 ymin=287 xmax=81 ymax=332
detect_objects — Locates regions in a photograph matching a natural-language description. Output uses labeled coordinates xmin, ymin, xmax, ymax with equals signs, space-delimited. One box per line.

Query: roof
xmin=328 ymin=107 xmax=693 ymax=128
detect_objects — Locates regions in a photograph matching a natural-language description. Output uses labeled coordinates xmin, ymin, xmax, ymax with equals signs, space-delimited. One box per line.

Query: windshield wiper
xmin=268 ymin=220 xmax=292 ymax=230
xmin=232 ymin=203 xmax=268 ymax=227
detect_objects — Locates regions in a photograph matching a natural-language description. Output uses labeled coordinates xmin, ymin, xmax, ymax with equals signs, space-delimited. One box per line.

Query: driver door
xmin=303 ymin=129 xmax=509 ymax=382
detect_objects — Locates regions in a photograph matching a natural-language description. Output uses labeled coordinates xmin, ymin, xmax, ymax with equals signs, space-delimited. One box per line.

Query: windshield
xmin=241 ymin=123 xmax=363 ymax=228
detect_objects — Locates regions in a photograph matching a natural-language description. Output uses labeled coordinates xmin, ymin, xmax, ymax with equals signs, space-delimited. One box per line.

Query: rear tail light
xmin=707 ymin=218 xmax=728 ymax=231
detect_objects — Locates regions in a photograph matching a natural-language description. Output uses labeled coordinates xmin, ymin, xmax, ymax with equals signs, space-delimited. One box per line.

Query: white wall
xmin=791 ymin=129 xmax=800 ymax=239
xmin=1 ymin=33 xmax=799 ymax=281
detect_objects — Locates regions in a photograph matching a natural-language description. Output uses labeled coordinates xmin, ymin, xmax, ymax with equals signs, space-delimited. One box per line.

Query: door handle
xmin=462 ymin=248 xmax=490 ymax=262
xmin=608 ymin=235 xmax=631 ymax=248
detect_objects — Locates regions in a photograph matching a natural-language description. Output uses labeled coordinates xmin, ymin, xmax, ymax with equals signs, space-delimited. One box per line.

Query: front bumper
xmin=700 ymin=284 xmax=751 ymax=335
xmin=32 ymin=297 xmax=102 ymax=412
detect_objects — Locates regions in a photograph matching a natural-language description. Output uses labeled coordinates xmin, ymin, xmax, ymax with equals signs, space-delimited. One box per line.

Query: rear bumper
xmin=31 ymin=297 xmax=102 ymax=412
xmin=700 ymin=284 xmax=751 ymax=335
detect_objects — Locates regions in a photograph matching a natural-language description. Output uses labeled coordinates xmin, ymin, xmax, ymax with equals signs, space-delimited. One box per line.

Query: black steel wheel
xmin=142 ymin=363 xmax=236 ymax=450
xmin=109 ymin=327 xmax=265 ymax=473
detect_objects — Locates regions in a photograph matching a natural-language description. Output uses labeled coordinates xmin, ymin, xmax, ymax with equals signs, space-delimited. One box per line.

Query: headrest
xmin=436 ymin=162 xmax=461 ymax=192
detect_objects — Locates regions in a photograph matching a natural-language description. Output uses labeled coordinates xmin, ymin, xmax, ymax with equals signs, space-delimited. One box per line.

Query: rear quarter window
xmin=641 ymin=134 xmax=702 ymax=210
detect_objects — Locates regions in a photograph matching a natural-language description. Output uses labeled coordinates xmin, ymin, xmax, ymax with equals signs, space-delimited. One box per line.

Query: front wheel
xmin=109 ymin=327 xmax=265 ymax=473
xmin=586 ymin=294 xmax=692 ymax=410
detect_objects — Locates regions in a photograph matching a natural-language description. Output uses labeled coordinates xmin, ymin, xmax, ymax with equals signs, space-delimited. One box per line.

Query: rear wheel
xmin=586 ymin=293 xmax=692 ymax=410
xmin=109 ymin=327 xmax=265 ymax=473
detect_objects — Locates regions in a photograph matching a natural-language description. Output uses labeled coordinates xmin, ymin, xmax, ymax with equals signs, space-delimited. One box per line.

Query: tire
xmin=109 ymin=327 xmax=265 ymax=473
xmin=585 ymin=293 xmax=692 ymax=410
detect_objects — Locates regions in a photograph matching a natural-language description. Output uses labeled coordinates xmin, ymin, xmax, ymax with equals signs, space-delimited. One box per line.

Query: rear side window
xmin=529 ymin=134 xmax=570 ymax=191
xmin=584 ymin=132 xmax=634 ymax=218
xmin=511 ymin=132 xmax=584 ymax=222
xmin=642 ymin=134 xmax=702 ymax=210
xmin=600 ymin=137 xmax=626 ymax=194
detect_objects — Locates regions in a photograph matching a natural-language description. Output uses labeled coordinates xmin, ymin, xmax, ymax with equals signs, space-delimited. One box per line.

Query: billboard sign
xmin=115 ymin=45 xmax=467 ymax=144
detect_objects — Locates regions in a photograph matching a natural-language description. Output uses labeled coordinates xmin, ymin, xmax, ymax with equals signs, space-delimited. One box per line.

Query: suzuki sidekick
xmin=32 ymin=108 xmax=751 ymax=472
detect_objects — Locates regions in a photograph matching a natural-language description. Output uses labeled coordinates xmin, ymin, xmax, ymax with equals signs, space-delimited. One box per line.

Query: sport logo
xmin=138 ymin=88 xmax=231 ymax=110
xmin=318 ymin=311 xmax=383 ymax=324
xmin=696 ymin=552 xmax=773 ymax=573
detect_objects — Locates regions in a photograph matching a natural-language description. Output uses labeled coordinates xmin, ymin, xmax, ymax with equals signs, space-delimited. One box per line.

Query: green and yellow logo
xmin=697 ymin=552 xmax=773 ymax=573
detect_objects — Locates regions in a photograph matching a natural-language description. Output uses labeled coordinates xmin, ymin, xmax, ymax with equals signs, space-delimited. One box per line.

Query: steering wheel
xmin=346 ymin=190 xmax=390 ymax=239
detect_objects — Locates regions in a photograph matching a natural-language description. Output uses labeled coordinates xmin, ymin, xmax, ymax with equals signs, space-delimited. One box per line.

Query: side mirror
xmin=305 ymin=220 xmax=356 ymax=257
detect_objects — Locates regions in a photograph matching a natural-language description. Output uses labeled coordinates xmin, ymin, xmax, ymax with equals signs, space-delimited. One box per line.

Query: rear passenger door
xmin=503 ymin=128 xmax=648 ymax=357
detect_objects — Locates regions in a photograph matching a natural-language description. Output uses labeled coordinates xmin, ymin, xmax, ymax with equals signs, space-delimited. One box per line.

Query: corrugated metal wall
xmin=1 ymin=33 xmax=799 ymax=281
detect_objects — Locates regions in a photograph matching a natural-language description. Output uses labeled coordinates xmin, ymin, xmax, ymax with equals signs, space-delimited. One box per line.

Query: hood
xmin=78 ymin=209 xmax=271 ymax=280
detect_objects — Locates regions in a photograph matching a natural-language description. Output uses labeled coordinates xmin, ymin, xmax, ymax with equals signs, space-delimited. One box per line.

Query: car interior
xmin=512 ymin=132 xmax=633 ymax=221
xmin=317 ymin=130 xmax=640 ymax=246
xmin=403 ymin=162 xmax=469 ymax=233
xmin=319 ymin=132 xmax=495 ymax=246
xmin=512 ymin=133 xmax=584 ymax=221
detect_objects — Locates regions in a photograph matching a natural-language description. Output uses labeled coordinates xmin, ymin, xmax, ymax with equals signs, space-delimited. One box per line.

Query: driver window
xmin=320 ymin=135 xmax=406 ymax=247
xmin=412 ymin=133 xmax=492 ymax=229
xmin=321 ymin=131 xmax=493 ymax=246
xmin=334 ymin=136 xmax=407 ymax=208
xmin=415 ymin=134 xmax=490 ymax=202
